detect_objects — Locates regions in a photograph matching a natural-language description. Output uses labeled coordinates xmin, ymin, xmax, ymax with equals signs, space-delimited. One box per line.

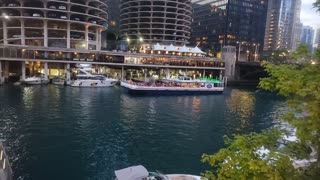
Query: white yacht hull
xmin=71 ymin=79 xmax=117 ymax=87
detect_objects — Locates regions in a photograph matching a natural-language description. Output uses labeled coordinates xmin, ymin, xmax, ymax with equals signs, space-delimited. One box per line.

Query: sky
xmin=300 ymin=0 xmax=320 ymax=30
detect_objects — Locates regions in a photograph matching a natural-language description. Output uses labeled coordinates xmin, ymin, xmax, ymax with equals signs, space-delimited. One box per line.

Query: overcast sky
xmin=300 ymin=0 xmax=320 ymax=30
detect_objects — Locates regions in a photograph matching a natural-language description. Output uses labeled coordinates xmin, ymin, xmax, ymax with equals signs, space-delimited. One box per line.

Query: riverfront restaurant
xmin=0 ymin=44 xmax=225 ymax=83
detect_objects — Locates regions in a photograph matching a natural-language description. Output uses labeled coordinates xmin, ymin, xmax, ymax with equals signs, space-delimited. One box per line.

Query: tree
xmin=291 ymin=44 xmax=311 ymax=63
xmin=201 ymin=130 xmax=297 ymax=180
xmin=202 ymin=62 xmax=320 ymax=179
xmin=314 ymin=0 xmax=320 ymax=12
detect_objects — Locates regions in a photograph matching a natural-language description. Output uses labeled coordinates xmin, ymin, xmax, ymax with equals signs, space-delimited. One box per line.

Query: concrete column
xmin=67 ymin=22 xmax=70 ymax=48
xmin=144 ymin=69 xmax=147 ymax=82
xmin=203 ymin=69 xmax=206 ymax=78
xmin=85 ymin=26 xmax=89 ymax=50
xmin=0 ymin=61 xmax=3 ymax=84
xmin=21 ymin=20 xmax=25 ymax=45
xmin=44 ymin=62 xmax=48 ymax=81
xmin=4 ymin=61 xmax=9 ymax=82
xmin=121 ymin=66 xmax=124 ymax=81
xmin=44 ymin=20 xmax=48 ymax=47
xmin=3 ymin=21 xmax=8 ymax=45
xmin=96 ymin=29 xmax=100 ymax=51
xmin=21 ymin=61 xmax=26 ymax=81
xmin=66 ymin=63 xmax=71 ymax=85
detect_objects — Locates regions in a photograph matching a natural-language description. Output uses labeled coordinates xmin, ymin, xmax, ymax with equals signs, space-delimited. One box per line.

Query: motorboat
xmin=71 ymin=68 xmax=118 ymax=87
xmin=23 ymin=76 xmax=49 ymax=85
xmin=52 ymin=77 xmax=66 ymax=85
xmin=114 ymin=165 xmax=203 ymax=180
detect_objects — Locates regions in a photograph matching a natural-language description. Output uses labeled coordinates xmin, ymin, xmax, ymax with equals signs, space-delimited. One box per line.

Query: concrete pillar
xmin=3 ymin=21 xmax=8 ymax=45
xmin=203 ymin=69 xmax=206 ymax=78
xmin=44 ymin=62 xmax=48 ymax=81
xmin=21 ymin=61 xmax=26 ymax=81
xmin=67 ymin=22 xmax=70 ymax=49
xmin=85 ymin=26 xmax=89 ymax=50
xmin=4 ymin=61 xmax=9 ymax=82
xmin=144 ymin=69 xmax=147 ymax=82
xmin=21 ymin=20 xmax=25 ymax=45
xmin=44 ymin=20 xmax=48 ymax=47
xmin=121 ymin=66 xmax=124 ymax=81
xmin=66 ymin=63 xmax=71 ymax=85
xmin=0 ymin=61 xmax=3 ymax=84
xmin=96 ymin=29 xmax=100 ymax=51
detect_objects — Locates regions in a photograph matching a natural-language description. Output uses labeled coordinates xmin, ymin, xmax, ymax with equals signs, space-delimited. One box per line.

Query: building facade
xmin=0 ymin=0 xmax=225 ymax=85
xmin=191 ymin=0 xmax=268 ymax=61
xmin=120 ymin=0 xmax=192 ymax=47
xmin=0 ymin=0 xmax=108 ymax=50
xmin=263 ymin=0 xmax=301 ymax=51
xmin=300 ymin=26 xmax=315 ymax=51
xmin=314 ymin=29 xmax=320 ymax=49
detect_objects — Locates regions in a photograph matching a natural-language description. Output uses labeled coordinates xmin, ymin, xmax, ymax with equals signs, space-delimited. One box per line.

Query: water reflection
xmin=225 ymin=89 xmax=256 ymax=134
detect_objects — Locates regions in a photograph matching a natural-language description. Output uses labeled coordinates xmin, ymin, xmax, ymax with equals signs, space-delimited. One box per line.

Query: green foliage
xmin=314 ymin=0 xmax=320 ymax=12
xmin=201 ymin=129 xmax=297 ymax=180
xmin=259 ymin=63 xmax=320 ymax=154
xmin=291 ymin=44 xmax=311 ymax=63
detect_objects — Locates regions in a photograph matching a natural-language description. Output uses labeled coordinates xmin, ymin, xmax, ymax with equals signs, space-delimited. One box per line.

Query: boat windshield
xmin=76 ymin=76 xmax=105 ymax=80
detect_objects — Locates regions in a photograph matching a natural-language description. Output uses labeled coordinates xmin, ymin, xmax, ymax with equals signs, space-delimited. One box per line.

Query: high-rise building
xmin=191 ymin=0 xmax=268 ymax=60
xmin=263 ymin=0 xmax=302 ymax=51
xmin=0 ymin=0 xmax=108 ymax=50
xmin=119 ymin=0 xmax=192 ymax=47
xmin=315 ymin=29 xmax=320 ymax=48
xmin=300 ymin=26 xmax=315 ymax=50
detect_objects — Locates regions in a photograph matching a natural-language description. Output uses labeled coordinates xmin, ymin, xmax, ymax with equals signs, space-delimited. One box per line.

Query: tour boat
xmin=121 ymin=79 xmax=225 ymax=95
xmin=23 ymin=76 xmax=48 ymax=85
xmin=115 ymin=165 xmax=203 ymax=180
xmin=71 ymin=69 xmax=118 ymax=87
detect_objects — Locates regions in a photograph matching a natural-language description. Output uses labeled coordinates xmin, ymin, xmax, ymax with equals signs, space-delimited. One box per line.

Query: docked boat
xmin=121 ymin=79 xmax=225 ymax=95
xmin=71 ymin=68 xmax=118 ymax=87
xmin=23 ymin=76 xmax=48 ymax=85
xmin=115 ymin=165 xmax=203 ymax=180
xmin=52 ymin=77 xmax=66 ymax=85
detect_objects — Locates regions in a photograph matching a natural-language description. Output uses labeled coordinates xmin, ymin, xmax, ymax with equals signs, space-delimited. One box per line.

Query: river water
xmin=0 ymin=85 xmax=286 ymax=180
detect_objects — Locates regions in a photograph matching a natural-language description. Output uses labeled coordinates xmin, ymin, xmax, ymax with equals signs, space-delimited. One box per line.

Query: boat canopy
xmin=115 ymin=165 xmax=148 ymax=180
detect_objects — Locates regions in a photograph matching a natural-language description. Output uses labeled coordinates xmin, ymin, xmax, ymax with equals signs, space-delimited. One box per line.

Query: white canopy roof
xmin=152 ymin=43 xmax=206 ymax=55
xmin=192 ymin=46 xmax=206 ymax=54
xmin=153 ymin=43 xmax=164 ymax=51
xmin=180 ymin=45 xmax=190 ymax=53
xmin=115 ymin=165 xmax=148 ymax=180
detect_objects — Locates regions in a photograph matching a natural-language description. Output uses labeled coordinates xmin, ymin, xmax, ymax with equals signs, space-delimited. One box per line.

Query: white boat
xmin=121 ymin=80 xmax=224 ymax=95
xmin=115 ymin=165 xmax=203 ymax=180
xmin=71 ymin=68 xmax=118 ymax=87
xmin=23 ymin=77 xmax=45 ymax=85
xmin=52 ymin=78 xmax=65 ymax=85
xmin=163 ymin=75 xmax=195 ymax=83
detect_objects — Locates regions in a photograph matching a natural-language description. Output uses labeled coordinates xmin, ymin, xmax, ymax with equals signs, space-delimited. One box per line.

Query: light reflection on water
xmin=0 ymin=86 xmax=285 ymax=180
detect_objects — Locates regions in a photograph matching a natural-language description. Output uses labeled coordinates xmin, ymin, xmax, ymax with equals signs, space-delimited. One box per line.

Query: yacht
xmin=71 ymin=69 xmax=118 ymax=87
xmin=23 ymin=76 xmax=49 ymax=85
xmin=115 ymin=165 xmax=203 ymax=180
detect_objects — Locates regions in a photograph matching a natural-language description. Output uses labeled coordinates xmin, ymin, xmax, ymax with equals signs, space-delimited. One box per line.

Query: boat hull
xmin=71 ymin=80 xmax=117 ymax=87
xmin=121 ymin=82 xmax=224 ymax=95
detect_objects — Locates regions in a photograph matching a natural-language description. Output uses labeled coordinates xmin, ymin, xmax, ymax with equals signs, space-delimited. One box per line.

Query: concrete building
xmin=120 ymin=0 xmax=192 ymax=47
xmin=263 ymin=0 xmax=301 ymax=51
xmin=300 ymin=26 xmax=315 ymax=51
xmin=315 ymin=29 xmax=320 ymax=48
xmin=190 ymin=0 xmax=268 ymax=61
xmin=0 ymin=0 xmax=226 ymax=85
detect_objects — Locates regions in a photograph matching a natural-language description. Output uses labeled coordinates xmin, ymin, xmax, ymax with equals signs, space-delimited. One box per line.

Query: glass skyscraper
xmin=191 ymin=0 xmax=268 ymax=60
xmin=263 ymin=0 xmax=302 ymax=51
